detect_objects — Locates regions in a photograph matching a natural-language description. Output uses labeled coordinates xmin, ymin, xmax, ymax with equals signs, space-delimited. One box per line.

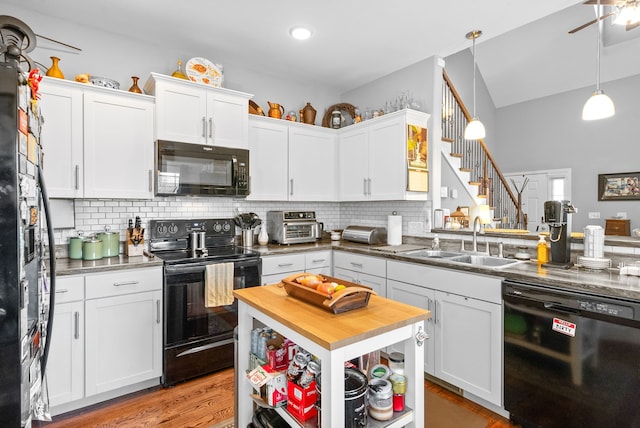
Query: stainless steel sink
xmin=401 ymin=250 xmax=464 ymax=259
xmin=448 ymin=254 xmax=522 ymax=268
xmin=400 ymin=249 xmax=523 ymax=269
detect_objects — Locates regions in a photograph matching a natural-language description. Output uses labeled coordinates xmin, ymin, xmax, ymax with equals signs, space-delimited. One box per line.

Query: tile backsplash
xmin=52 ymin=197 xmax=434 ymax=246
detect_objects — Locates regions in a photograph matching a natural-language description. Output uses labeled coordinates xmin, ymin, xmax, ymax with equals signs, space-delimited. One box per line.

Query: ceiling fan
xmin=569 ymin=0 xmax=640 ymax=34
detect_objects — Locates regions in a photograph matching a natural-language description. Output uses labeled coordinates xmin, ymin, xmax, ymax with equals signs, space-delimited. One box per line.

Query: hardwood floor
xmin=34 ymin=369 xmax=517 ymax=427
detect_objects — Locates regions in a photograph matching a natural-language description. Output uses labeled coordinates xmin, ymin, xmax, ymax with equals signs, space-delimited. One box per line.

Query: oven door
xmin=162 ymin=257 xmax=260 ymax=384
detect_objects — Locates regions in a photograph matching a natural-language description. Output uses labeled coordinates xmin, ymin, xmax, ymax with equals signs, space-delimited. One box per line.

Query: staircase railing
xmin=441 ymin=70 xmax=520 ymax=227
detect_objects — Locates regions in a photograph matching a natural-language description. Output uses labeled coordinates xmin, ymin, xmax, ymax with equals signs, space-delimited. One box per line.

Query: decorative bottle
xmin=128 ymin=76 xmax=143 ymax=93
xmin=171 ymin=60 xmax=187 ymax=79
xmin=46 ymin=56 xmax=64 ymax=79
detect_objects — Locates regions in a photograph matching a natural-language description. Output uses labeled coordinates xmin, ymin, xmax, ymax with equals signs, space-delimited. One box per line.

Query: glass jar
xmin=331 ymin=109 xmax=341 ymax=129
xmin=368 ymin=378 xmax=393 ymax=421
xmin=388 ymin=352 xmax=405 ymax=375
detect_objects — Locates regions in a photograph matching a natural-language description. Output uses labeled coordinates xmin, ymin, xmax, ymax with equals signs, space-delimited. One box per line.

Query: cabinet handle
xmin=435 ymin=300 xmax=439 ymax=324
xmin=350 ymin=262 xmax=363 ymax=268
xmin=156 ymin=299 xmax=161 ymax=324
xmin=290 ymin=178 xmax=294 ymax=196
xmin=75 ymin=165 xmax=79 ymax=190
xmin=74 ymin=311 xmax=80 ymax=339
xmin=55 ymin=289 xmax=69 ymax=294
xmin=148 ymin=170 xmax=153 ymax=192
xmin=277 ymin=263 xmax=294 ymax=267
xmin=202 ymin=116 xmax=207 ymax=138
xmin=311 ymin=259 xmax=326 ymax=263
xmin=113 ymin=280 xmax=139 ymax=287
xmin=367 ymin=178 xmax=372 ymax=195
xmin=208 ymin=117 xmax=213 ymax=139
xmin=363 ymin=178 xmax=367 ymax=196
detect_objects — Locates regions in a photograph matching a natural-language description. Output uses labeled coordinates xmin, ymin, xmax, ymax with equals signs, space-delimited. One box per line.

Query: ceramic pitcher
xmin=267 ymin=102 xmax=284 ymax=119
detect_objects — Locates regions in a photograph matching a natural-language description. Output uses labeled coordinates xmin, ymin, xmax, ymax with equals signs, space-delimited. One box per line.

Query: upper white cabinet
xmin=248 ymin=116 xmax=337 ymax=201
xmin=144 ymin=73 xmax=252 ymax=149
xmin=338 ymin=109 xmax=429 ymax=201
xmin=39 ymin=77 xmax=154 ymax=199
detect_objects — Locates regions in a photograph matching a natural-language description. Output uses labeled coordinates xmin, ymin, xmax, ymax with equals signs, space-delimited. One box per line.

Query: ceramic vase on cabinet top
xmin=46 ymin=56 xmax=64 ymax=79
xmin=128 ymin=76 xmax=143 ymax=93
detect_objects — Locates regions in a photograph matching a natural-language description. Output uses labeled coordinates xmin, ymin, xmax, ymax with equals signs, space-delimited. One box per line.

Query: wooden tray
xmin=280 ymin=272 xmax=376 ymax=314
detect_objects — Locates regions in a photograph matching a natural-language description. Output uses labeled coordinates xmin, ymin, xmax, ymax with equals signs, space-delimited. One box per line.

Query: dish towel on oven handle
xmin=205 ymin=262 xmax=235 ymax=307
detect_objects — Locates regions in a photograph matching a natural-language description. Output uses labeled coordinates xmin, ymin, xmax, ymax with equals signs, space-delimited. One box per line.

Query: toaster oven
xmin=267 ymin=211 xmax=321 ymax=244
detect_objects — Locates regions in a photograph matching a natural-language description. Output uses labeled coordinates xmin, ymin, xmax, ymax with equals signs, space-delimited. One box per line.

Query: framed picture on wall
xmin=598 ymin=172 xmax=640 ymax=201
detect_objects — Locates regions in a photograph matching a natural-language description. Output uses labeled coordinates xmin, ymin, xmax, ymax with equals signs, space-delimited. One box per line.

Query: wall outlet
xmin=588 ymin=212 xmax=600 ymax=219
xmin=616 ymin=212 xmax=628 ymax=219
xmin=408 ymin=222 xmax=423 ymax=234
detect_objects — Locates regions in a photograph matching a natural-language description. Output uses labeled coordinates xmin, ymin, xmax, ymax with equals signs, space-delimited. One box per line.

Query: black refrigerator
xmin=0 ymin=16 xmax=56 ymax=427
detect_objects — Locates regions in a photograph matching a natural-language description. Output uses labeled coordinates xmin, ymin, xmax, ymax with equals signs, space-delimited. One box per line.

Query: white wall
xmin=493 ymin=73 xmax=640 ymax=231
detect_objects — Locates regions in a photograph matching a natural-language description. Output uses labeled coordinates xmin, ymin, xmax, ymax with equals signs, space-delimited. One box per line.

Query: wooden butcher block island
xmin=235 ymin=283 xmax=431 ymax=428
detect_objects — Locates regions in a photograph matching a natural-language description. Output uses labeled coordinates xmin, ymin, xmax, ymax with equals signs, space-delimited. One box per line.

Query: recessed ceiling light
xmin=290 ymin=27 xmax=312 ymax=40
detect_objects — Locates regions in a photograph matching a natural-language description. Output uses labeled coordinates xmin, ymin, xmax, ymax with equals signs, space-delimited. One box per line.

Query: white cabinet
xmin=48 ymin=276 xmax=85 ymax=407
xmin=248 ymin=116 xmax=337 ymax=201
xmin=338 ymin=109 xmax=429 ymax=201
xmin=47 ymin=267 xmax=162 ymax=415
xmin=261 ymin=251 xmax=331 ymax=285
xmin=82 ymin=91 xmax=154 ymax=199
xmin=386 ymin=260 xmax=503 ymax=407
xmin=84 ymin=268 xmax=163 ymax=396
xmin=39 ymin=77 xmax=155 ymax=199
xmin=144 ymin=73 xmax=252 ymax=149
xmin=333 ymin=251 xmax=387 ymax=297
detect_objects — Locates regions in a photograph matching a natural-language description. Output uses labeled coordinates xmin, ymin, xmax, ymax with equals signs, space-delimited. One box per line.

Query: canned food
xmin=389 ymin=373 xmax=406 ymax=394
xmin=287 ymin=352 xmax=309 ymax=382
xmin=299 ymin=360 xmax=320 ymax=388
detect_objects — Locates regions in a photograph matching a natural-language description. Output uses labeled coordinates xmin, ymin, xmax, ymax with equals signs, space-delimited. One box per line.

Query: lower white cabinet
xmin=333 ymin=251 xmax=387 ymax=297
xmin=47 ymin=267 xmax=163 ymax=413
xmin=48 ymin=276 xmax=85 ymax=407
xmin=386 ymin=260 xmax=503 ymax=407
xmin=261 ymin=250 xmax=331 ymax=285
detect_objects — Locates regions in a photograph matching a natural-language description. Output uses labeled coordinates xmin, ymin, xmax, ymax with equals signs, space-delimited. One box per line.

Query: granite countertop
xmin=53 ymin=237 xmax=640 ymax=301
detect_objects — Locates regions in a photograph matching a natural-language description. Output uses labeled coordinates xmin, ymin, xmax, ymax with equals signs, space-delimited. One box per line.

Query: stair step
xmin=441 ymin=137 xmax=454 ymax=143
xmin=469 ymin=181 xmax=481 ymax=186
xmin=460 ymin=168 xmax=472 ymax=173
xmin=450 ymin=153 xmax=463 ymax=158
xmin=477 ymin=194 xmax=487 ymax=199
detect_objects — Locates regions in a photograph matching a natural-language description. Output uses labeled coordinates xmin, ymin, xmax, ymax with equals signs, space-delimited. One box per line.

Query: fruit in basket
xmin=334 ymin=284 xmax=346 ymax=292
xmin=316 ymin=282 xmax=336 ymax=295
xmin=297 ymin=274 xmax=324 ymax=287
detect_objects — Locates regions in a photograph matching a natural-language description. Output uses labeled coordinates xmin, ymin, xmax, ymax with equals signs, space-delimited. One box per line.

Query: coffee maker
xmin=542 ymin=200 xmax=577 ymax=268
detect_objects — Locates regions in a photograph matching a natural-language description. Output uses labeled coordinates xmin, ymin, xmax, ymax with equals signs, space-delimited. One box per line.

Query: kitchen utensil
xmin=97 ymin=225 xmax=120 ymax=258
xmin=242 ymin=229 xmax=254 ymax=248
xmin=82 ymin=236 xmax=103 ymax=260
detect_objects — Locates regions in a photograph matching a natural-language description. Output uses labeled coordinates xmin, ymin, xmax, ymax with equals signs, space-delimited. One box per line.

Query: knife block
xmin=125 ymin=228 xmax=145 ymax=256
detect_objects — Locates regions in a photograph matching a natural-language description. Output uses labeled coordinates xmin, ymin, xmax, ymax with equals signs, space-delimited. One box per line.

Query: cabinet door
xmin=208 ymin=91 xmax=248 ymax=149
xmin=47 ymin=300 xmax=84 ymax=407
xmin=386 ymin=279 xmax=434 ymax=374
xmin=338 ymin=126 xmax=369 ymax=201
xmin=83 ymin=92 xmax=154 ymax=199
xmin=155 ymin=81 xmax=208 ymax=144
xmin=305 ymin=251 xmax=332 ymax=271
xmin=247 ymin=118 xmax=289 ymax=201
xmin=85 ymin=290 xmax=162 ymax=396
xmin=369 ymin=117 xmax=406 ymax=200
xmin=435 ymin=290 xmax=502 ymax=406
xmin=288 ymin=127 xmax=337 ymax=201
xmin=39 ymin=79 xmax=83 ymax=198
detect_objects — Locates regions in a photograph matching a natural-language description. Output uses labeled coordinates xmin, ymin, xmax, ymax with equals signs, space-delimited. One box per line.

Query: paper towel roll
xmin=387 ymin=215 xmax=402 ymax=245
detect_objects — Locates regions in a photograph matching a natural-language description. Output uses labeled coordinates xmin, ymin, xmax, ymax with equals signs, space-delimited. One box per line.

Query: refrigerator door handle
xmin=75 ymin=165 xmax=80 ymax=190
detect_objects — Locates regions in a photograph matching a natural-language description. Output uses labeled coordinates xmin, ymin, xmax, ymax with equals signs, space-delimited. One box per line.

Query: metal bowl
xmin=90 ymin=76 xmax=120 ymax=89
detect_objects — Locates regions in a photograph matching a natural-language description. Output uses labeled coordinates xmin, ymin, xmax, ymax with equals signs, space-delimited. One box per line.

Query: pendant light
xmin=464 ymin=30 xmax=486 ymax=140
xmin=582 ymin=0 xmax=615 ymax=120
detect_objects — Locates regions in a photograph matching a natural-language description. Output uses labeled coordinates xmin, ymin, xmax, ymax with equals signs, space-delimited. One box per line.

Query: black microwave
xmin=155 ymin=140 xmax=250 ymax=197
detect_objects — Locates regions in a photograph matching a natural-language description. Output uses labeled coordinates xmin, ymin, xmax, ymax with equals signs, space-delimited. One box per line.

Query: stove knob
xmin=168 ymin=223 xmax=178 ymax=234
xmin=223 ymin=222 xmax=231 ymax=232
xmin=213 ymin=223 xmax=222 ymax=232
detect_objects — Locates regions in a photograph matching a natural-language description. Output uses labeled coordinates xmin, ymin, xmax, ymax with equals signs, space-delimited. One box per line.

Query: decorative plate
xmin=185 ymin=57 xmax=223 ymax=87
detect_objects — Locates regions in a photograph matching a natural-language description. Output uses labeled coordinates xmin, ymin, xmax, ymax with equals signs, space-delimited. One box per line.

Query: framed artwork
xmin=598 ymin=172 xmax=640 ymax=201
xmin=406 ymin=124 xmax=428 ymax=192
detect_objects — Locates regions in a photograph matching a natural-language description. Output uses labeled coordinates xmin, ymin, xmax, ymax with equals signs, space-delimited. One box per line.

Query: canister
xmin=68 ymin=237 xmax=83 ymax=259
xmin=388 ymin=351 xmax=405 ymax=375
xmin=82 ymin=237 xmax=103 ymax=261
xmin=97 ymin=227 xmax=120 ymax=258
xmin=367 ymin=378 xmax=393 ymax=421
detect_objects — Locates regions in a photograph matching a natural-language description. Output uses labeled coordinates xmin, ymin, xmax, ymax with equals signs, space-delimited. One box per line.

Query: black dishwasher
xmin=503 ymin=279 xmax=640 ymax=428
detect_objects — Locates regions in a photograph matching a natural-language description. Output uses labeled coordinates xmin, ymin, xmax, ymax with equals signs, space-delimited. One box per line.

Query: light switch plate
xmin=440 ymin=186 xmax=448 ymax=198
xmin=588 ymin=212 xmax=600 ymax=219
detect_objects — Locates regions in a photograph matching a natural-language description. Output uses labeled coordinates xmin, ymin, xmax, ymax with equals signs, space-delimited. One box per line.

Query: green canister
xmin=82 ymin=237 xmax=103 ymax=261
xmin=68 ymin=237 xmax=83 ymax=260
xmin=97 ymin=226 xmax=120 ymax=258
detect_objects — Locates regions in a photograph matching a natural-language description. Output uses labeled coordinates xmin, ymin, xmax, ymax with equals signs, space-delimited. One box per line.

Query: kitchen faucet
xmin=472 ymin=215 xmax=481 ymax=252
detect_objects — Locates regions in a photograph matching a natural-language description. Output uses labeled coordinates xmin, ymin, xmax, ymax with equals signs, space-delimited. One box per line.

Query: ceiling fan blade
xmin=583 ymin=0 xmax=620 ymax=5
xmin=568 ymin=12 xmax=616 ymax=33
xmin=626 ymin=20 xmax=640 ymax=30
